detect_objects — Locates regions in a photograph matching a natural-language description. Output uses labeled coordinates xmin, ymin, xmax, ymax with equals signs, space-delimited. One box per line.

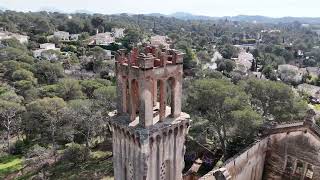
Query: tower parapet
xmin=110 ymin=46 xmax=190 ymax=180
xmin=115 ymin=46 xmax=185 ymax=127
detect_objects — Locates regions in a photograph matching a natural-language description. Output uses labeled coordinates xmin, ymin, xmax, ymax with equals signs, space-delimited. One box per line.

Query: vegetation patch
xmin=0 ymin=155 xmax=23 ymax=179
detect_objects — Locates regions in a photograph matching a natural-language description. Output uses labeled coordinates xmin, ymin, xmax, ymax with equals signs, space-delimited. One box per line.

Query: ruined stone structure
xmin=186 ymin=110 xmax=320 ymax=180
xmin=109 ymin=46 xmax=190 ymax=180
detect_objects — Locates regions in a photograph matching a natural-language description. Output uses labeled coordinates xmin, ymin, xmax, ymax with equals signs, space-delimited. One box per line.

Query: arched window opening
xmin=294 ymin=160 xmax=304 ymax=178
xmin=125 ymin=78 xmax=130 ymax=113
xmin=167 ymin=77 xmax=176 ymax=116
xmin=305 ymin=164 xmax=314 ymax=180
xmin=153 ymin=79 xmax=161 ymax=113
xmin=284 ymin=156 xmax=294 ymax=174
xmin=130 ymin=79 xmax=140 ymax=121
xmin=158 ymin=79 xmax=167 ymax=122
xmin=153 ymin=79 xmax=161 ymax=108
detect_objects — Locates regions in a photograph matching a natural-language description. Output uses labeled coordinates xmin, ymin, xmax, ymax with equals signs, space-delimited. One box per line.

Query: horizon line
xmin=1 ymin=7 xmax=320 ymax=19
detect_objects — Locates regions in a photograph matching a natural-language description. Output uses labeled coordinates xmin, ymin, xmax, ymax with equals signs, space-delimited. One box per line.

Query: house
xmin=33 ymin=43 xmax=60 ymax=58
xmin=278 ymin=64 xmax=305 ymax=84
xmin=89 ymin=32 xmax=115 ymax=45
xmin=10 ymin=34 xmax=29 ymax=44
xmin=297 ymin=83 xmax=320 ymax=99
xmin=112 ymin=28 xmax=125 ymax=38
xmin=185 ymin=110 xmax=320 ymax=180
xmin=70 ymin=34 xmax=80 ymax=41
xmin=33 ymin=49 xmax=45 ymax=58
xmin=306 ymin=67 xmax=320 ymax=77
xmin=234 ymin=44 xmax=256 ymax=51
xmin=54 ymin=31 xmax=70 ymax=41
xmin=150 ymin=35 xmax=171 ymax=49
xmin=40 ymin=43 xmax=56 ymax=50
xmin=249 ymin=72 xmax=266 ymax=79
xmin=104 ymin=50 xmax=113 ymax=60
xmin=0 ymin=31 xmax=29 ymax=44
xmin=0 ymin=31 xmax=10 ymax=40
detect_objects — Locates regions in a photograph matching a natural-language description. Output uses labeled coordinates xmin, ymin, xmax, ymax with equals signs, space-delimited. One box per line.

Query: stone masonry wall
xmin=263 ymin=130 xmax=320 ymax=180
xmin=200 ymin=138 xmax=268 ymax=180
xmin=111 ymin=119 xmax=190 ymax=180
xmin=223 ymin=138 xmax=268 ymax=180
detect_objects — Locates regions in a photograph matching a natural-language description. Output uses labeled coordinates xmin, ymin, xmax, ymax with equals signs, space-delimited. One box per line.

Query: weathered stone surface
xmin=263 ymin=130 xmax=320 ymax=180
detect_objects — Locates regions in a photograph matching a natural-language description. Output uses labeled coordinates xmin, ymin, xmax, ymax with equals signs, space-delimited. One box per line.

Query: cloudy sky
xmin=0 ymin=0 xmax=318 ymax=17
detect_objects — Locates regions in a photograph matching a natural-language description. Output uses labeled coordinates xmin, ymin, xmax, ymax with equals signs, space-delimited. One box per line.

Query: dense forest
xmin=0 ymin=10 xmax=319 ymax=179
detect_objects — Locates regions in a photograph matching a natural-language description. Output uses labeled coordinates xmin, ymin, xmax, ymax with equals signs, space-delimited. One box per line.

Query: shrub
xmin=62 ymin=143 xmax=89 ymax=165
xmin=10 ymin=140 xmax=31 ymax=155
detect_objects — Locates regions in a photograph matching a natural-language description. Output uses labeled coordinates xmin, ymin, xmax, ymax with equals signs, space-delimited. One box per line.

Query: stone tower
xmin=109 ymin=46 xmax=190 ymax=180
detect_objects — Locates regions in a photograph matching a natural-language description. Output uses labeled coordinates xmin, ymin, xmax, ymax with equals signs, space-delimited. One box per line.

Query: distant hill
xmin=169 ymin=12 xmax=217 ymax=21
xmin=162 ymin=12 xmax=320 ymax=24
xmin=74 ymin=9 xmax=94 ymax=14
xmin=38 ymin=7 xmax=63 ymax=13
xmin=224 ymin=15 xmax=320 ymax=24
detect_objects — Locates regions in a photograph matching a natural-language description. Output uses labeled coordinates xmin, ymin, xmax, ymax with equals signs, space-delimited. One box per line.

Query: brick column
xmin=171 ymin=74 xmax=182 ymax=118
xmin=129 ymin=79 xmax=139 ymax=121
xmin=139 ymin=78 xmax=154 ymax=127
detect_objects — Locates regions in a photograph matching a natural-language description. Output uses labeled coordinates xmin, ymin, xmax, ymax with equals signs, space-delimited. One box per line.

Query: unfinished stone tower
xmin=109 ymin=46 xmax=190 ymax=180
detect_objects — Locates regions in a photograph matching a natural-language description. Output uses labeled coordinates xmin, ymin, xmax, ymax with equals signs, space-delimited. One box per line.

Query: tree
xmin=93 ymin=86 xmax=117 ymax=112
xmin=87 ymin=46 xmax=108 ymax=73
xmin=186 ymin=79 xmax=258 ymax=157
xmin=262 ymin=65 xmax=277 ymax=81
xmin=218 ymin=44 xmax=239 ymax=59
xmin=58 ymin=79 xmax=83 ymax=101
xmin=183 ymin=47 xmax=197 ymax=70
xmin=0 ymin=100 xmax=25 ymax=153
xmin=251 ymin=49 xmax=260 ymax=59
xmin=120 ymin=29 xmax=142 ymax=49
xmin=1 ymin=38 xmax=28 ymax=50
xmin=91 ymin=17 xmax=104 ymax=31
xmin=12 ymin=69 xmax=36 ymax=82
xmin=217 ymin=59 xmax=236 ymax=73
xmin=226 ymin=108 xmax=262 ymax=157
xmin=66 ymin=19 xmax=84 ymax=34
xmin=0 ymin=47 xmax=34 ymax=64
xmin=197 ymin=51 xmax=211 ymax=63
xmin=240 ymin=78 xmax=307 ymax=122
xmin=34 ymin=61 xmax=64 ymax=84
xmin=66 ymin=99 xmax=104 ymax=150
xmin=303 ymin=58 xmax=317 ymax=67
xmin=62 ymin=143 xmax=88 ymax=166
xmin=1 ymin=60 xmax=34 ymax=81
xmin=24 ymin=97 xmax=67 ymax=159
xmin=80 ymin=80 xmax=105 ymax=98
xmin=34 ymin=18 xmax=53 ymax=34
xmin=259 ymin=53 xmax=285 ymax=68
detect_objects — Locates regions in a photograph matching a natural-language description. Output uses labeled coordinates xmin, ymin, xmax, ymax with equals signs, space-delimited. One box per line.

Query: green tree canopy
xmin=34 ymin=61 xmax=64 ymax=84
xmin=240 ymin=78 xmax=307 ymax=122
xmin=186 ymin=78 xmax=261 ymax=157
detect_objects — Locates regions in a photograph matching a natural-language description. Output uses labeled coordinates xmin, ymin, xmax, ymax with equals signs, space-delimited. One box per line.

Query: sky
xmin=0 ymin=0 xmax=319 ymax=18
